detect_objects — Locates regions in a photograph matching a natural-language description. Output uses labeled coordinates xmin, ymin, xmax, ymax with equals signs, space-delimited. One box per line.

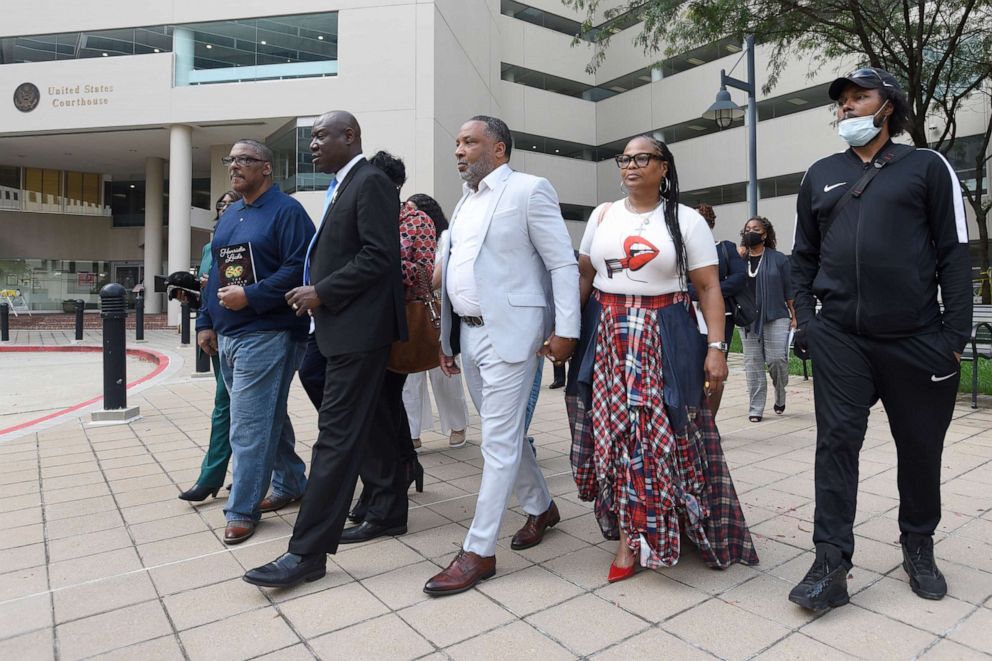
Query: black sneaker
xmin=901 ymin=534 xmax=946 ymax=600
xmin=788 ymin=546 xmax=850 ymax=611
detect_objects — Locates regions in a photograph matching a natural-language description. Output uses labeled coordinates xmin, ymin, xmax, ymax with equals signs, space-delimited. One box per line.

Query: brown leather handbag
xmin=388 ymin=288 xmax=441 ymax=374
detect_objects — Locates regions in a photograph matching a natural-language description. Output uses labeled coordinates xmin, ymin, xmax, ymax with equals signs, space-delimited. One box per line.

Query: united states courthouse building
xmin=1 ymin=0 xmax=987 ymax=317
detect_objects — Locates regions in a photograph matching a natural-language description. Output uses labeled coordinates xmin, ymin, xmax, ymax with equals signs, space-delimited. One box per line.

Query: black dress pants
xmin=288 ymin=346 xmax=389 ymax=556
xmin=298 ymin=333 xmax=327 ymax=411
xmin=359 ymin=369 xmax=413 ymax=526
xmin=809 ymin=319 xmax=959 ymax=564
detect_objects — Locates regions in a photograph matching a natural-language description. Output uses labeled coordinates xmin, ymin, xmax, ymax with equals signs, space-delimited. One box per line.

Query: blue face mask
xmin=837 ymin=100 xmax=889 ymax=147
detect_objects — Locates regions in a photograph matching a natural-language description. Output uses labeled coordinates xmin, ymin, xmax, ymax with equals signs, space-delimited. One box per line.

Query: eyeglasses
xmin=216 ymin=202 xmax=232 ymax=211
xmin=847 ymin=68 xmax=894 ymax=88
xmin=221 ymin=156 xmax=268 ymax=167
xmin=614 ymin=153 xmax=663 ymax=169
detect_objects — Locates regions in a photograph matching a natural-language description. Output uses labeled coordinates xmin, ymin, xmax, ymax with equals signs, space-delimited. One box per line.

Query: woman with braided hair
xmin=569 ymin=135 xmax=757 ymax=582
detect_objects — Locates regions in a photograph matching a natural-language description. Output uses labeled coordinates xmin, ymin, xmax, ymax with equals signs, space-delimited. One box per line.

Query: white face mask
xmin=837 ymin=100 xmax=889 ymax=147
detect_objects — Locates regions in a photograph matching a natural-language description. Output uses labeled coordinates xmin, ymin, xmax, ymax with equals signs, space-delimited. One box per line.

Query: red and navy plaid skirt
xmin=571 ymin=290 xmax=758 ymax=569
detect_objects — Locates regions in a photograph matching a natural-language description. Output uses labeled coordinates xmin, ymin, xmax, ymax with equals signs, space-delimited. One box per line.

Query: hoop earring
xmin=660 ymin=178 xmax=670 ymax=195
xmin=620 ymin=182 xmax=628 ymax=195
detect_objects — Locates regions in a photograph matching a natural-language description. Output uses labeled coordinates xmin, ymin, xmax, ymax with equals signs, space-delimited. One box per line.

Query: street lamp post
xmin=702 ymin=34 xmax=758 ymax=218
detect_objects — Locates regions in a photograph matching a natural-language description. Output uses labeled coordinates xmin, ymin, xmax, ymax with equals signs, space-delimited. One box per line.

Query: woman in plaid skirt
xmin=569 ymin=135 xmax=758 ymax=582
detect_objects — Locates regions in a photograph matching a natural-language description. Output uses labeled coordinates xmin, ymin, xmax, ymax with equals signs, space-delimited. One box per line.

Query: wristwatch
xmin=708 ymin=341 xmax=728 ymax=352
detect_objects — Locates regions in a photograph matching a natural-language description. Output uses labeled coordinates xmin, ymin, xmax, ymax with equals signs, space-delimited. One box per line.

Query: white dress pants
xmin=402 ymin=367 xmax=469 ymax=437
xmin=459 ymin=322 xmax=552 ymax=557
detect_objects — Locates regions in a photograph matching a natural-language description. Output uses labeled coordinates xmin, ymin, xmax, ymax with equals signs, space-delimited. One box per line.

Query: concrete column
xmin=143 ymin=157 xmax=165 ymax=314
xmin=167 ymin=124 xmax=193 ymax=326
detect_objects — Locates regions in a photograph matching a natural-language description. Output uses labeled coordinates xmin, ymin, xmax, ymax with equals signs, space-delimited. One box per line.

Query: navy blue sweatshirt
xmin=196 ymin=184 xmax=315 ymax=341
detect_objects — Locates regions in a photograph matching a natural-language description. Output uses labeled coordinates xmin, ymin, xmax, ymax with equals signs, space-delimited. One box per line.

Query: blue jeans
xmin=524 ymin=364 xmax=542 ymax=433
xmin=523 ymin=365 xmax=542 ymax=456
xmin=218 ymin=330 xmax=307 ymax=523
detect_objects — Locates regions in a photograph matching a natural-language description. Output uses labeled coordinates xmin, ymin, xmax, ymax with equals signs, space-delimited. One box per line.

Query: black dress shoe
xmin=178 ymin=483 xmax=220 ymax=502
xmin=347 ymin=503 xmax=367 ymax=525
xmin=548 ymin=379 xmax=565 ymax=389
xmin=348 ymin=491 xmax=369 ymax=524
xmin=243 ymin=552 xmax=326 ymax=588
xmin=788 ymin=545 xmax=850 ymax=611
xmin=339 ymin=520 xmax=407 ymax=544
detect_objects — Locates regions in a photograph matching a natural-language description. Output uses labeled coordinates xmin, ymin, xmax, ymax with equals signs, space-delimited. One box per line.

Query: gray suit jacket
xmin=439 ymin=167 xmax=580 ymax=364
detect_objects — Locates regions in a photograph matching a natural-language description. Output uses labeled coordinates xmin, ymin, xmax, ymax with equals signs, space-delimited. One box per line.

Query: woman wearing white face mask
xmin=737 ymin=217 xmax=795 ymax=422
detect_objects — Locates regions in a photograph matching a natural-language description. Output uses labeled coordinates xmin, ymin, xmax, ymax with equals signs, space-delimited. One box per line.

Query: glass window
xmin=63 ymin=171 xmax=102 ymax=212
xmin=23 ymin=167 xmax=61 ymax=212
xmin=0 ymin=258 xmax=113 ymax=311
xmin=0 ymin=12 xmax=336 ymax=82
xmin=269 ymin=124 xmax=298 ymax=194
xmin=0 ymin=166 xmax=20 ymax=210
xmin=175 ymin=12 xmax=338 ymax=85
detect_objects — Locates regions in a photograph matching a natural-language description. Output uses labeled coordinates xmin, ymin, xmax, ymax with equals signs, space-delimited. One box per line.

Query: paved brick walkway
xmin=0 ymin=332 xmax=990 ymax=660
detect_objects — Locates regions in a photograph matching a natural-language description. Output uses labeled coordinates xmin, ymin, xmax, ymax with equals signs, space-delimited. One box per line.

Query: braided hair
xmin=635 ymin=134 xmax=688 ymax=287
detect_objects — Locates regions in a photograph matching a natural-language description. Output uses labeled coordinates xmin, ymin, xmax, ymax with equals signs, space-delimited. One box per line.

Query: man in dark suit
xmin=243 ymin=110 xmax=407 ymax=588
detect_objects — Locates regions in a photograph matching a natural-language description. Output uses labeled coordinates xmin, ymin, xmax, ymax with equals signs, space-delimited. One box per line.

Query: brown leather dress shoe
xmin=258 ymin=494 xmax=299 ymax=513
xmin=510 ymin=501 xmax=560 ymax=550
xmin=423 ymin=550 xmax=496 ymax=596
xmin=224 ymin=520 xmax=255 ymax=545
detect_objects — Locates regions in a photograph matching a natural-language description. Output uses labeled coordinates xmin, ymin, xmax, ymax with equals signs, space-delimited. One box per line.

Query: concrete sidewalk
xmin=0 ymin=332 xmax=990 ymax=660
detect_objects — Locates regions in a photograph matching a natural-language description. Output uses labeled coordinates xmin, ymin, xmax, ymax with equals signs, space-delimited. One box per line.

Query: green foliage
xmin=957 ymin=359 xmax=992 ymax=395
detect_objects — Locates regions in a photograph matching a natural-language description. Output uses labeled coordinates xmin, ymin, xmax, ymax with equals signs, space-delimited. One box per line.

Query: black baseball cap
xmin=828 ymin=67 xmax=903 ymax=100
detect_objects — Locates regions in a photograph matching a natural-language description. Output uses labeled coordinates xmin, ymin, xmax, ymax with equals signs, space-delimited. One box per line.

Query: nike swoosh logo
xmin=823 ymin=182 xmax=847 ymax=192
xmin=931 ymin=372 xmax=957 ymax=382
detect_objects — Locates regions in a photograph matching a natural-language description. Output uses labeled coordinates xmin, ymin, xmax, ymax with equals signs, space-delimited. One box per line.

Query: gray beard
xmin=460 ymin=156 xmax=495 ymax=191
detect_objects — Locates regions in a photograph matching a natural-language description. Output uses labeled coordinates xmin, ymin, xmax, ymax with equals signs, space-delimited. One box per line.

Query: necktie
xmin=321 ymin=175 xmax=339 ymax=219
xmin=304 ymin=176 xmax=338 ymax=286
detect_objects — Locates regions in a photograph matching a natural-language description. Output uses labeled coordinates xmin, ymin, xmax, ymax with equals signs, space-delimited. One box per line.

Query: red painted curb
xmin=0 ymin=345 xmax=171 ymax=436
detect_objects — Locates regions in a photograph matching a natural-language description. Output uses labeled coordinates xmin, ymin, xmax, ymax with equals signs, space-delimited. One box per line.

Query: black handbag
xmin=719 ymin=242 xmax=757 ymax=327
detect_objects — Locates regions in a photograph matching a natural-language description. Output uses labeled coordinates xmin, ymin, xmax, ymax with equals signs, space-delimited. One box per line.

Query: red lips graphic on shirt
xmin=621 ymin=235 xmax=659 ymax=270
xmin=604 ymin=235 xmax=660 ymax=278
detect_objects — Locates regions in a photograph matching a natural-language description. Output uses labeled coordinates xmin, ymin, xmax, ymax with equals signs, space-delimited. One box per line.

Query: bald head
xmin=320 ymin=110 xmax=360 ymax=137
xmin=310 ymin=110 xmax=363 ymax=174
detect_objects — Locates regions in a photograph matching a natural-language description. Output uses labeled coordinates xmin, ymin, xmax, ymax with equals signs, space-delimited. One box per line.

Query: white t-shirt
xmin=579 ymin=200 xmax=717 ymax=295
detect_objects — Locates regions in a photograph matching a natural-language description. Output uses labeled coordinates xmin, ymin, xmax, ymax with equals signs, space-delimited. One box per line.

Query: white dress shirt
xmin=446 ymin=164 xmax=510 ymax=317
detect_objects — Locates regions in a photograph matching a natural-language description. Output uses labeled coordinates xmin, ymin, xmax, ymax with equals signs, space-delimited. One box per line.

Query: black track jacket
xmin=791 ymin=139 xmax=972 ymax=352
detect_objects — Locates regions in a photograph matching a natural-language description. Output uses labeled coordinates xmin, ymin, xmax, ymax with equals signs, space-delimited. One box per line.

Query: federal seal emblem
xmin=13 ymin=83 xmax=39 ymax=112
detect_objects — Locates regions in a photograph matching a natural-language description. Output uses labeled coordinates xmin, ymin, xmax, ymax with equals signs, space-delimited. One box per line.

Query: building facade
xmin=1 ymin=0 xmax=988 ymax=317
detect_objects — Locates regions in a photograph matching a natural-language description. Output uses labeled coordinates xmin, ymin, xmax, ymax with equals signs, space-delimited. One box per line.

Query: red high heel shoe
xmin=607 ymin=562 xmax=637 ymax=583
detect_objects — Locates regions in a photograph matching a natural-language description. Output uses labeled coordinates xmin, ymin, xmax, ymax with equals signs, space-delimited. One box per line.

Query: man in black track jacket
xmin=788 ymin=67 xmax=971 ymax=611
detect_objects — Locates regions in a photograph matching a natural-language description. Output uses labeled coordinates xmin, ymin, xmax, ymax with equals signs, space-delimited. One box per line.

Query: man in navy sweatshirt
xmin=196 ymin=138 xmax=315 ymax=545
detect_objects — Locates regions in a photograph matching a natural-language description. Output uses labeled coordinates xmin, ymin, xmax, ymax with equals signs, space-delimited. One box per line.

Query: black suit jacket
xmin=310 ymin=158 xmax=406 ymax=357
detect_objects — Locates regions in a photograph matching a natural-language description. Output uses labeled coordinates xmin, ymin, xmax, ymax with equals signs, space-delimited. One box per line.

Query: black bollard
xmin=134 ymin=293 xmax=145 ymax=341
xmin=0 ymin=302 xmax=8 ymax=342
xmin=99 ymin=284 xmax=128 ymax=410
xmin=74 ymin=299 xmax=85 ymax=341
xmin=180 ymin=301 xmax=191 ymax=345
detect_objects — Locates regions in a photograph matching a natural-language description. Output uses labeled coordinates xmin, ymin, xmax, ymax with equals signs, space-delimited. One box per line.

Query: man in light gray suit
xmin=423 ymin=115 xmax=580 ymax=596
